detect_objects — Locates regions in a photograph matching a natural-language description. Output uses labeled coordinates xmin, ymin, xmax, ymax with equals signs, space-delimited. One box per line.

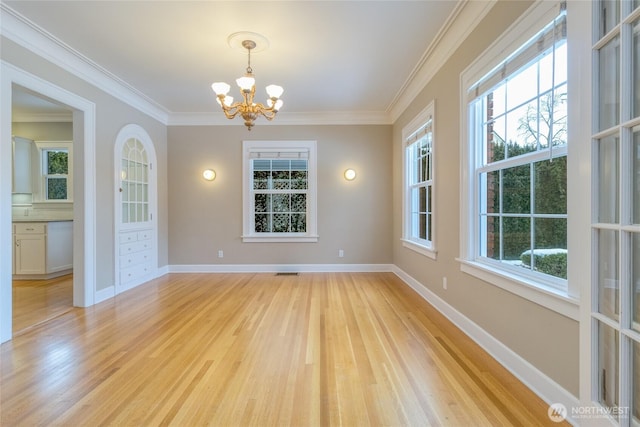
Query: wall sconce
xmin=344 ymin=168 xmax=356 ymax=181
xmin=203 ymin=169 xmax=216 ymax=181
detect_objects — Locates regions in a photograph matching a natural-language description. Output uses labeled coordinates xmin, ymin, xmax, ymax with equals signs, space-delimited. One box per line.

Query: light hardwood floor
xmin=12 ymin=274 xmax=73 ymax=334
xmin=1 ymin=272 xmax=567 ymax=426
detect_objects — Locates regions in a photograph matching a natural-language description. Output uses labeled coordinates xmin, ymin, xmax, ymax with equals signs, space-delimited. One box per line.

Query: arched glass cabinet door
xmin=120 ymin=137 xmax=150 ymax=226
xmin=114 ymin=124 xmax=157 ymax=294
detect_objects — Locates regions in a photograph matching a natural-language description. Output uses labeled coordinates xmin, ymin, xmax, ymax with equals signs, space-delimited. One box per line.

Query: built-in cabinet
xmin=12 ymin=136 xmax=33 ymax=194
xmin=13 ymin=221 xmax=73 ymax=278
xmin=118 ymin=227 xmax=152 ymax=288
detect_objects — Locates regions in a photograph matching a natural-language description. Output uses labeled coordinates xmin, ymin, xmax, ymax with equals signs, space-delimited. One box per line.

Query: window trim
xmin=402 ymin=101 xmax=437 ymax=259
xmin=242 ymin=140 xmax=318 ymax=243
xmin=459 ymin=0 xmax=579 ymax=318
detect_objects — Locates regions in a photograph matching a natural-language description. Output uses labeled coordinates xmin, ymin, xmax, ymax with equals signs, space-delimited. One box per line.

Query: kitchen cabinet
xmin=13 ymin=221 xmax=73 ymax=278
xmin=12 ymin=136 xmax=33 ymax=194
xmin=14 ymin=223 xmax=46 ymax=274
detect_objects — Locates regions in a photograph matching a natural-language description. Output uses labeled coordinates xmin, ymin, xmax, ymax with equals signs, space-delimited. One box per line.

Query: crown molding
xmin=387 ymin=0 xmax=497 ymax=122
xmin=0 ymin=3 xmax=170 ymax=125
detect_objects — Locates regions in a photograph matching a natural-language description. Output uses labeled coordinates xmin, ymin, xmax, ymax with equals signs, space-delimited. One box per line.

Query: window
xmin=120 ymin=137 xmax=150 ymax=224
xmin=43 ymin=149 xmax=68 ymax=200
xmin=36 ymin=142 xmax=72 ymax=202
xmin=591 ymin=1 xmax=640 ymax=425
xmin=242 ymin=140 xmax=318 ymax=242
xmin=402 ymin=102 xmax=436 ymax=258
xmin=461 ymin=1 xmax=571 ymax=300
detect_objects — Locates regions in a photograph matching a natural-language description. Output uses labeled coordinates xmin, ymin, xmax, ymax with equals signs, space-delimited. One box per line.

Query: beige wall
xmin=392 ymin=0 xmax=579 ymax=395
xmin=167 ymin=125 xmax=392 ymax=265
xmin=1 ymin=37 xmax=169 ymax=291
xmin=12 ymin=122 xmax=72 ymax=141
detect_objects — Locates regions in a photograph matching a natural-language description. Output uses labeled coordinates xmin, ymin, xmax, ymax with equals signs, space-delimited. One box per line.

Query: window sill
xmin=31 ymin=201 xmax=74 ymax=208
xmin=402 ymin=239 xmax=437 ymax=260
xmin=242 ymin=234 xmax=319 ymax=243
xmin=457 ymin=259 xmax=579 ymax=320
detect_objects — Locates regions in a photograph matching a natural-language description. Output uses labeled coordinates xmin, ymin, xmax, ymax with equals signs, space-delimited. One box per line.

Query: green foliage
xmin=521 ymin=250 xmax=567 ymax=279
xmin=47 ymin=151 xmax=68 ymax=174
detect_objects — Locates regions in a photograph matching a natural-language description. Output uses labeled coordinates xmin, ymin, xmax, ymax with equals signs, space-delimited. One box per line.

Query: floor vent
xmin=275 ymin=272 xmax=299 ymax=276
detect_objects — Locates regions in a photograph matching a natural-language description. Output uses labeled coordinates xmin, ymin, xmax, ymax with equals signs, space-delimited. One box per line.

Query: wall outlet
xmin=443 ymin=276 xmax=448 ymax=290
xmin=338 ymin=249 xmax=344 ymax=258
xmin=218 ymin=250 xmax=224 ymax=258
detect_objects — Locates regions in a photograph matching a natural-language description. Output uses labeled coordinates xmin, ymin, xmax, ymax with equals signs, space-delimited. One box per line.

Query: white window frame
xmin=35 ymin=141 xmax=73 ymax=203
xmin=242 ymin=140 xmax=318 ymax=243
xmin=459 ymin=0 xmax=579 ymax=319
xmin=402 ymin=101 xmax=437 ymax=259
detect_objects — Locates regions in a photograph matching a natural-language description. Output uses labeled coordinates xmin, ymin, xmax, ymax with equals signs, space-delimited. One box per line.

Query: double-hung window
xmin=37 ymin=142 xmax=72 ymax=202
xmin=402 ymin=102 xmax=436 ymax=258
xmin=462 ymin=2 xmax=568 ymax=292
xmin=242 ymin=140 xmax=318 ymax=242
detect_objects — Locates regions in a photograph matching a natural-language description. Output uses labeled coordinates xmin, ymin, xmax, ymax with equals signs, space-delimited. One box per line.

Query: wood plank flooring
xmin=1 ymin=272 xmax=567 ymax=426
xmin=12 ymin=274 xmax=73 ymax=334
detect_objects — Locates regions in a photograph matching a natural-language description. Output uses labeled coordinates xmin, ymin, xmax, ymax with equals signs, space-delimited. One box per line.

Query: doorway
xmin=11 ymin=87 xmax=74 ymax=334
xmin=1 ymin=63 xmax=97 ymax=343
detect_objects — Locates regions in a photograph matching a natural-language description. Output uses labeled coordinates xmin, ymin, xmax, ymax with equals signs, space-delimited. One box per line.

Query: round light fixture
xmin=203 ymin=169 xmax=216 ymax=181
xmin=344 ymin=169 xmax=356 ymax=181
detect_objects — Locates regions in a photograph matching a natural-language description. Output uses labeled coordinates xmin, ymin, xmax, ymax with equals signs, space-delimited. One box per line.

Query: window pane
xmin=491 ymin=84 xmax=506 ymax=117
xmin=291 ymin=214 xmax=306 ymax=232
xmin=481 ymin=215 xmax=500 ymax=260
xmin=480 ymin=171 xmax=500 ymax=214
xmin=291 ymin=170 xmax=307 ymax=189
xmin=272 ymin=194 xmax=290 ymax=212
xmin=503 ymin=216 xmax=530 ymax=262
xmin=486 ymin=115 xmax=506 ymax=163
xmin=255 ymin=194 xmax=269 ymax=213
xmin=255 ymin=214 xmax=270 ymax=232
xmin=426 ymin=186 xmax=432 ymax=242
xmin=273 ymin=214 xmax=289 ymax=232
xmin=550 ymin=86 xmax=568 ymax=147
xmin=534 ymin=157 xmax=567 ymax=214
xmin=502 ymin=165 xmax=531 ymax=214
xmin=533 ymin=218 xmax=567 ymax=279
xmin=506 ymin=100 xmax=538 ymax=157
xmin=253 ymin=171 xmax=268 ymax=189
xmin=598 ymin=229 xmax=619 ymax=319
xmin=634 ymin=127 xmax=640 ymax=224
xmin=122 ymin=203 xmax=129 ymax=223
xmin=506 ymin=63 xmax=538 ymax=110
xmin=47 ymin=150 xmax=68 ymax=174
xmin=633 ymin=233 xmax=640 ymax=332
xmin=634 ymin=19 xmax=640 ymax=118
xmin=598 ymin=135 xmax=620 ymax=223
xmin=47 ymin=177 xmax=67 ymax=200
xmin=597 ymin=321 xmax=619 ymax=415
xmin=599 ymin=0 xmax=620 ymax=38
xmin=272 ymin=170 xmax=290 ymax=190
xmin=291 ymin=193 xmax=306 ymax=213
xmin=599 ymin=36 xmax=620 ymax=131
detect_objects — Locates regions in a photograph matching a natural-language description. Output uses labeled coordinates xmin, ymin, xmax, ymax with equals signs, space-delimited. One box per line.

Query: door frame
xmin=1 ymin=61 xmax=97 ymax=343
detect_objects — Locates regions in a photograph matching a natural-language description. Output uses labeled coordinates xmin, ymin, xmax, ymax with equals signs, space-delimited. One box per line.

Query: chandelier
xmin=211 ymin=38 xmax=283 ymax=130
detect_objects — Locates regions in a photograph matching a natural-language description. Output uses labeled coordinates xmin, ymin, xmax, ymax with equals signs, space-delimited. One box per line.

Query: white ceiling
xmin=5 ymin=1 xmax=461 ymax=123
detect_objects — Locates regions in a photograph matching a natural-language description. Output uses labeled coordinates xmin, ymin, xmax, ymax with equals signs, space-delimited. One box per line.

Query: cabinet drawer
xmin=137 ymin=230 xmax=152 ymax=241
xmin=14 ymin=223 xmax=46 ymax=234
xmin=120 ymin=250 xmax=151 ymax=269
xmin=120 ymin=240 xmax=151 ymax=255
xmin=119 ymin=231 xmax=138 ymax=244
xmin=120 ymin=262 xmax=152 ymax=285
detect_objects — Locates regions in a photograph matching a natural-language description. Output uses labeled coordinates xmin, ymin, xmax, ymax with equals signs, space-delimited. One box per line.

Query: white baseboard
xmin=392 ymin=266 xmax=580 ymax=426
xmin=168 ymin=263 xmax=394 ymax=273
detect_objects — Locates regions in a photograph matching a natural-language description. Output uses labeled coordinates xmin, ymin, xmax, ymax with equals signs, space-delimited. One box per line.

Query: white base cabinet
xmin=13 ymin=221 xmax=73 ymax=278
